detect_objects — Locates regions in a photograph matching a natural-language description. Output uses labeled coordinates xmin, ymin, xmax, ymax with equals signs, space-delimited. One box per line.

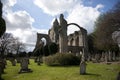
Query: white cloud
xmin=1 ymin=0 xmax=16 ymax=13
xmin=1 ymin=0 xmax=16 ymax=7
xmin=96 ymin=4 xmax=104 ymax=10
xmin=34 ymin=0 xmax=80 ymax=16
xmin=4 ymin=11 xmax=34 ymax=30
xmin=2 ymin=0 xmax=48 ymax=51
xmin=67 ymin=4 xmax=104 ymax=33
xmin=34 ymin=0 xmax=103 ymax=33
xmin=1 ymin=0 xmax=104 ymax=51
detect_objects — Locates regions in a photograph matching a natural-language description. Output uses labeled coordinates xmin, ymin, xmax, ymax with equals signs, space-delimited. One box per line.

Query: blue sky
xmin=1 ymin=0 xmax=119 ymax=51
xmin=11 ymin=0 xmax=119 ymax=30
xmin=12 ymin=0 xmax=53 ymax=29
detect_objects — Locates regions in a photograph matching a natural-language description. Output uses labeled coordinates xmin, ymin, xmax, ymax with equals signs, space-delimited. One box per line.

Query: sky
xmin=1 ymin=0 xmax=119 ymax=51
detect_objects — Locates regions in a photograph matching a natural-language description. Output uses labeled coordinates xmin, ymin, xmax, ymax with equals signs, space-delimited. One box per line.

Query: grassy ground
xmin=2 ymin=60 xmax=120 ymax=80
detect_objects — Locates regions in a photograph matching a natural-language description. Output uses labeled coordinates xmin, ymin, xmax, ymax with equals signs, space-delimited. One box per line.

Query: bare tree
xmin=0 ymin=33 xmax=14 ymax=57
xmin=11 ymin=38 xmax=26 ymax=55
xmin=0 ymin=33 xmax=26 ymax=57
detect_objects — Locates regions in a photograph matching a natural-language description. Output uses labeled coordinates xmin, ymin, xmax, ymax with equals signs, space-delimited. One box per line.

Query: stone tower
xmin=59 ymin=14 xmax=68 ymax=53
xmin=49 ymin=18 xmax=59 ymax=44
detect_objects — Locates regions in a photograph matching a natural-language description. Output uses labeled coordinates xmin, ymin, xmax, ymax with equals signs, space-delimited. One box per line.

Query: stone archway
xmin=67 ymin=23 xmax=84 ymax=30
xmin=35 ymin=33 xmax=51 ymax=48
xmin=67 ymin=23 xmax=87 ymax=47
xmin=67 ymin=23 xmax=88 ymax=60
xmin=67 ymin=23 xmax=88 ymax=74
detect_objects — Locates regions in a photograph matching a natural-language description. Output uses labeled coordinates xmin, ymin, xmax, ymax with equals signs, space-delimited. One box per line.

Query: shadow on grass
xmin=82 ymin=73 xmax=101 ymax=76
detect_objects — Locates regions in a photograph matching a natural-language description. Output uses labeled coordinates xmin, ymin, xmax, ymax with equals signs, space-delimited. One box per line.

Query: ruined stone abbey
xmin=34 ymin=14 xmax=88 ymax=58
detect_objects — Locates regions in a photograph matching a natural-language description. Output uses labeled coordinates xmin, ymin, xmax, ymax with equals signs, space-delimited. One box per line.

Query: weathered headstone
xmin=105 ymin=52 xmax=108 ymax=63
xmin=37 ymin=56 xmax=42 ymax=65
xmin=19 ymin=57 xmax=32 ymax=73
xmin=34 ymin=57 xmax=38 ymax=63
xmin=80 ymin=61 xmax=86 ymax=74
xmin=80 ymin=50 xmax=86 ymax=75
xmin=101 ymin=52 xmax=105 ymax=62
xmin=112 ymin=52 xmax=116 ymax=61
xmin=95 ymin=53 xmax=100 ymax=62
xmin=16 ymin=57 xmax=21 ymax=63
xmin=108 ymin=51 xmax=112 ymax=61
xmin=9 ymin=58 xmax=16 ymax=66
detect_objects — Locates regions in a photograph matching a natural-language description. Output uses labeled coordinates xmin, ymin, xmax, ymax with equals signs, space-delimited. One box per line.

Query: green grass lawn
xmin=2 ymin=60 xmax=120 ymax=80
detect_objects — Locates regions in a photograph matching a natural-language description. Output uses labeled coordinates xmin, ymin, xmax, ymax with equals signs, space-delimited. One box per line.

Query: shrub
xmin=44 ymin=43 xmax=58 ymax=56
xmin=43 ymin=53 xmax=81 ymax=66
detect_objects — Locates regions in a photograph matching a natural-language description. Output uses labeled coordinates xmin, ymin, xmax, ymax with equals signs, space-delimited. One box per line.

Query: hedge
xmin=43 ymin=53 xmax=81 ymax=66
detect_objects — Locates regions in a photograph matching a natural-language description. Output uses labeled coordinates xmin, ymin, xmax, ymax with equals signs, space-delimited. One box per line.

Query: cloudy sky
xmin=1 ymin=0 xmax=119 ymax=51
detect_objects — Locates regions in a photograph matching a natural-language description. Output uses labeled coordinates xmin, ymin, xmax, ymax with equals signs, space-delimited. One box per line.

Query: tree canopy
xmin=93 ymin=1 xmax=120 ymax=51
xmin=0 ymin=1 xmax=6 ymax=37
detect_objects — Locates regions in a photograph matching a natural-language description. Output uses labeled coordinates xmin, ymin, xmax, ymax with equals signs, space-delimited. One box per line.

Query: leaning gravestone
xmin=19 ymin=57 xmax=32 ymax=73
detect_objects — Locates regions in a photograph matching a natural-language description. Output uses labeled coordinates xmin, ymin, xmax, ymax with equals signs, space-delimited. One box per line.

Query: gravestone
xmin=105 ymin=52 xmax=108 ymax=63
xmin=80 ymin=61 xmax=86 ymax=74
xmin=16 ymin=57 xmax=21 ymax=63
xmin=9 ymin=58 xmax=16 ymax=66
xmin=95 ymin=54 xmax=100 ymax=62
xmin=101 ymin=52 xmax=105 ymax=62
xmin=19 ymin=57 xmax=32 ymax=73
xmin=80 ymin=50 xmax=86 ymax=75
xmin=108 ymin=51 xmax=112 ymax=61
xmin=112 ymin=52 xmax=116 ymax=61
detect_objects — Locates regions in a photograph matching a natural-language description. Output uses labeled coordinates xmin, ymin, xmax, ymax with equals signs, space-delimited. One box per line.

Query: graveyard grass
xmin=3 ymin=60 xmax=120 ymax=80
